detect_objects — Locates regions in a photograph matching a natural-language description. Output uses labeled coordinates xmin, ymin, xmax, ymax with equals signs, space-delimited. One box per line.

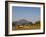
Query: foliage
xmin=35 ymin=21 xmax=40 ymax=24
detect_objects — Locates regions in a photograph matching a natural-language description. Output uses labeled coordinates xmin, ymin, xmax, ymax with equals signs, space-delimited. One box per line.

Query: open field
xmin=12 ymin=20 xmax=40 ymax=30
xmin=12 ymin=24 xmax=40 ymax=30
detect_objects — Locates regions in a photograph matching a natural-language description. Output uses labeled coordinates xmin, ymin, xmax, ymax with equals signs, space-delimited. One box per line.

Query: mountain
xmin=12 ymin=19 xmax=32 ymax=25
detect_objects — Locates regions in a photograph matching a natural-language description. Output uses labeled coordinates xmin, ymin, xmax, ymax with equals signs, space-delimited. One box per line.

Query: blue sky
xmin=12 ymin=6 xmax=40 ymax=23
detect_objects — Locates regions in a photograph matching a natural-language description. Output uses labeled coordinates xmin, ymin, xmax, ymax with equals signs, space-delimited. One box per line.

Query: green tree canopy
xmin=35 ymin=21 xmax=40 ymax=24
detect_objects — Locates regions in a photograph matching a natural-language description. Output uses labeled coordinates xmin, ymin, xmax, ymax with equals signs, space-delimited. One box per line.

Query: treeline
xmin=12 ymin=21 xmax=40 ymax=26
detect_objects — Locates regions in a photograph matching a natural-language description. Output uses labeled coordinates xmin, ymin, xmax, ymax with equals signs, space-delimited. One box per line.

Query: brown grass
xmin=12 ymin=24 xmax=40 ymax=30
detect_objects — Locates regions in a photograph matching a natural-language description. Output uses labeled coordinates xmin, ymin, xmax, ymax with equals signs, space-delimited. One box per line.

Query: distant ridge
xmin=12 ymin=19 xmax=32 ymax=25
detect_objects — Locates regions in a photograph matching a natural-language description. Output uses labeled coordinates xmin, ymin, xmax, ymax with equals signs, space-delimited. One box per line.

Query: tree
xmin=22 ymin=23 xmax=26 ymax=25
xmin=28 ymin=22 xmax=33 ymax=25
xmin=35 ymin=21 xmax=40 ymax=26
xmin=35 ymin=21 xmax=40 ymax=24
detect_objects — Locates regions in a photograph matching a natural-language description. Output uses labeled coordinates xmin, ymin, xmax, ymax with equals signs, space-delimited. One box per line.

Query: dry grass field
xmin=12 ymin=24 xmax=40 ymax=30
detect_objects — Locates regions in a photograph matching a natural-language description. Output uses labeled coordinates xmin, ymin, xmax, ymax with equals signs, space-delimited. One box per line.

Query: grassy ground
xmin=12 ymin=24 xmax=40 ymax=30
